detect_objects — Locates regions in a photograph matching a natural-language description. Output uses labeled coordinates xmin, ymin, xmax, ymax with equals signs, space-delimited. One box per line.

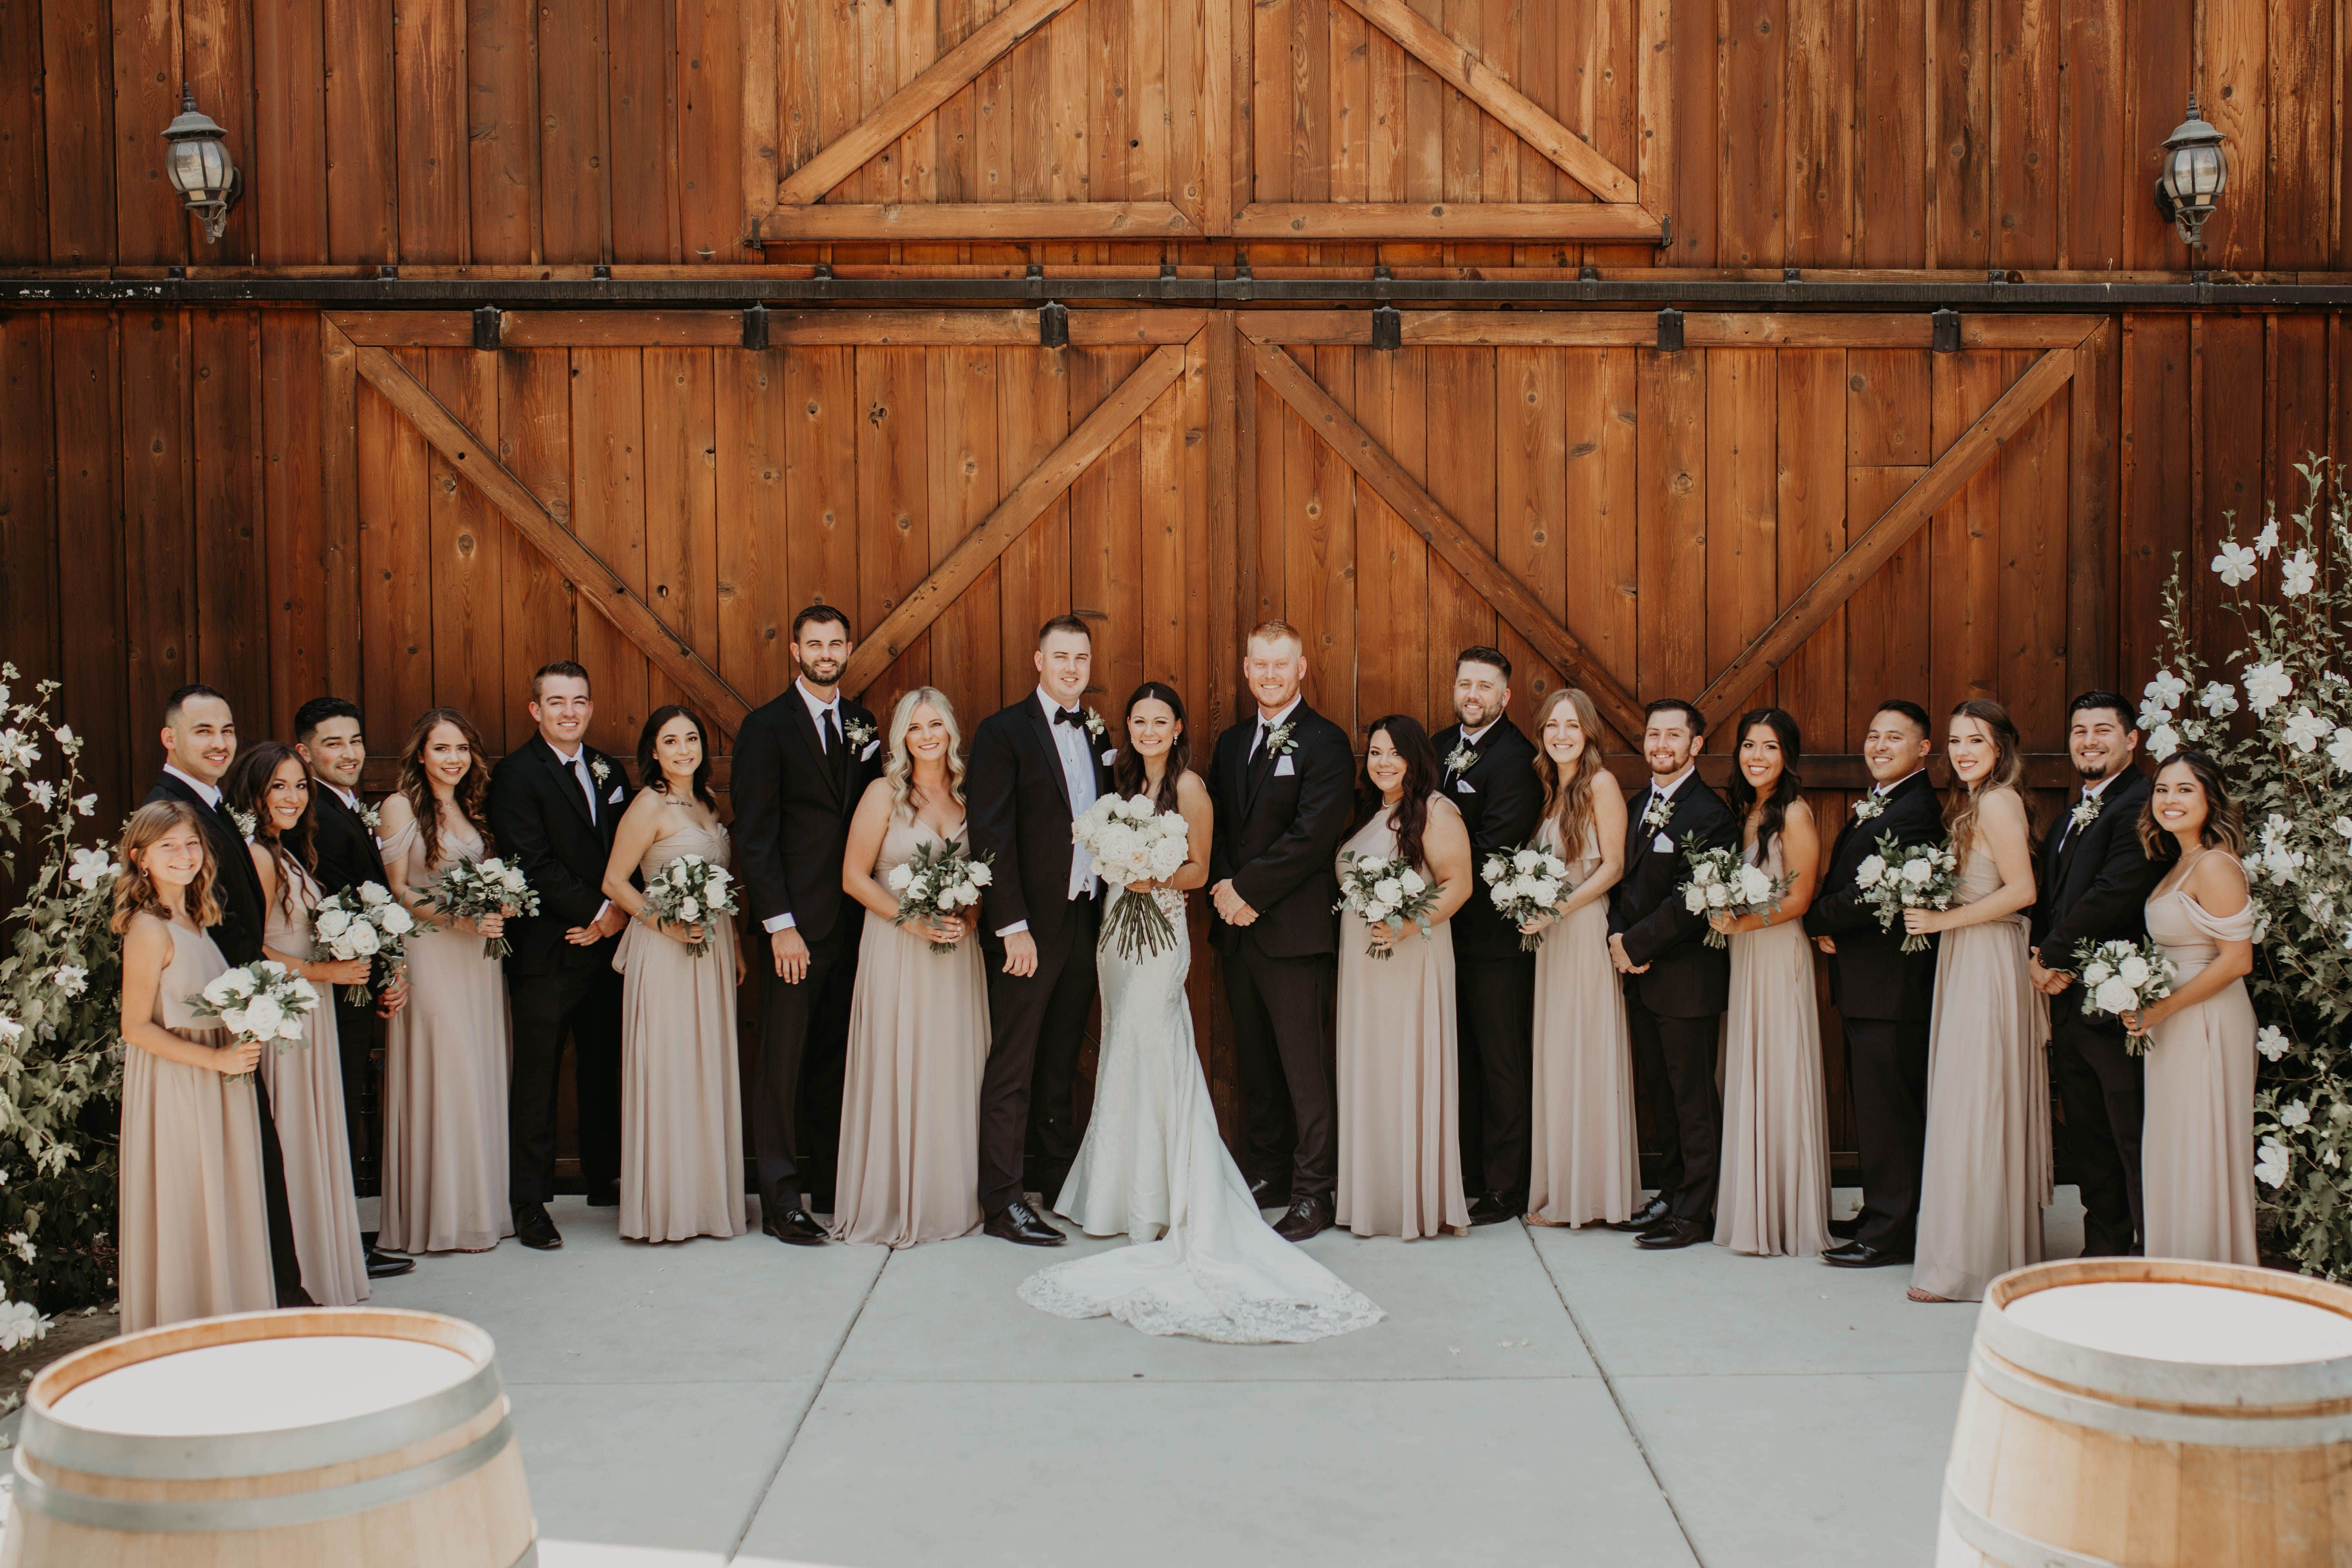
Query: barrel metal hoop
xmin=1972 ymin=1345 xmax=2352 ymax=1447
xmin=18 ymin=1356 xmax=503 ymax=1479
xmin=1976 ymin=1295 xmax=2352 ymax=1407
xmin=1942 ymin=1483 xmax=2124 ymax=1568
xmin=10 ymin=1414 xmax=516 ymax=1533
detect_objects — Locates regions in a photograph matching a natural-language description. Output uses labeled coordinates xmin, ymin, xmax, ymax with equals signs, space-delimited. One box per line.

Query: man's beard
xmin=796 ymin=653 xmax=842 ymax=687
xmin=2073 ymin=752 xmax=2110 ymax=781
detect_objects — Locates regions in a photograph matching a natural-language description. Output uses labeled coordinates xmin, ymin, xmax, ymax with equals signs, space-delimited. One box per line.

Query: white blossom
xmin=2256 ymin=1138 xmax=2291 ymax=1189
xmin=2256 ymin=1025 xmax=2291 ymax=1062
xmin=2283 ymin=549 xmax=2320 ymax=597
xmin=2254 ymin=517 xmax=2281 ymax=557
xmin=2282 ymin=1100 xmax=2313 ymax=1129
xmin=51 ymin=966 xmax=85 ymax=998
xmin=2243 ymin=661 xmax=2294 ymax=714
xmin=66 ymin=847 xmax=114 ymax=891
xmin=2146 ymin=723 xmax=2182 ymax=761
xmin=2199 ymin=682 xmax=2240 ymax=718
xmin=73 ymin=792 xmax=95 ymax=816
xmin=2284 ymin=708 xmax=2330 ymax=754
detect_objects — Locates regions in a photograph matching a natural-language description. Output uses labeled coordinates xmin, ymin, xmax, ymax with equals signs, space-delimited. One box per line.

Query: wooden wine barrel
xmin=1939 ymin=1256 xmax=2352 ymax=1568
xmin=1 ymin=1307 xmax=535 ymax=1568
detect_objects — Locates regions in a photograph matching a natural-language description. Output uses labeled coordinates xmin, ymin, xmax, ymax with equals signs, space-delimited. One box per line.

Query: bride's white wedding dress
xmin=1018 ymin=886 xmax=1384 ymax=1343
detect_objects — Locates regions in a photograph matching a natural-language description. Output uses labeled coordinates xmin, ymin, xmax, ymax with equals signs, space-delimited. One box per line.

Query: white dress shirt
xmin=766 ymin=682 xmax=849 ymax=935
xmin=163 ymin=764 xmax=223 ymax=812
xmin=996 ymin=688 xmax=1103 ymax=938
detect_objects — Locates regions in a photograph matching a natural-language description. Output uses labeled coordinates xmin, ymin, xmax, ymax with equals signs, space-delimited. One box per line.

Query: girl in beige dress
xmin=2120 ymin=752 xmax=2258 ymax=1266
xmin=602 ymin=705 xmax=747 ymax=1244
xmin=113 ymin=801 xmax=275 ymax=1333
xmin=1906 ymin=701 xmax=2051 ymax=1303
xmin=1709 ymin=708 xmax=1831 ymax=1258
xmin=1335 ymin=714 xmax=1474 ymax=1239
xmin=831 ymin=687 xmax=991 ymax=1247
xmin=1519 ymin=688 xmax=1637 ymax=1227
xmin=227 ymin=742 xmax=370 ymax=1306
xmin=376 ymin=708 xmax=516 ymax=1255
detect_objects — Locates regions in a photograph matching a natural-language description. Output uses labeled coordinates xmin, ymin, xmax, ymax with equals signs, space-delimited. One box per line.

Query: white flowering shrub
xmin=2140 ymin=460 xmax=2352 ymax=1277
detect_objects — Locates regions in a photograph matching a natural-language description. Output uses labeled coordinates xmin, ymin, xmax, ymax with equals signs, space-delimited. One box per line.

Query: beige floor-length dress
xmin=117 ymin=917 xmax=276 ymax=1333
xmin=1714 ymin=835 xmax=1832 ymax=1256
xmin=1911 ymin=840 xmax=2052 ymax=1301
xmin=616 ymin=818 xmax=746 ymax=1242
xmin=1526 ymin=818 xmax=1639 ymax=1226
xmin=1335 ymin=796 xmax=1471 ymax=1239
xmin=2142 ymin=852 xmax=2259 ymax=1265
xmin=260 ymin=863 xmax=369 ymax=1304
xmin=379 ymin=815 xmax=515 ymax=1254
xmin=829 ymin=808 xmax=990 ymax=1247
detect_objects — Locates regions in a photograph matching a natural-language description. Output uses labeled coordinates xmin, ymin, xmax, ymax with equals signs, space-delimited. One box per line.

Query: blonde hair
xmin=883 ymin=687 xmax=967 ymax=817
xmin=1247 ymin=619 xmax=1305 ymax=653
xmin=111 ymin=801 xmax=222 ymax=934
xmin=1533 ymin=687 xmax=1606 ymax=856
xmin=1944 ymin=698 xmax=2027 ymax=860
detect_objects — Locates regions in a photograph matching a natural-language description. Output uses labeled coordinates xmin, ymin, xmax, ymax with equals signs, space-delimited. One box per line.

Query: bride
xmin=1018 ymin=682 xmax=1383 ymax=1344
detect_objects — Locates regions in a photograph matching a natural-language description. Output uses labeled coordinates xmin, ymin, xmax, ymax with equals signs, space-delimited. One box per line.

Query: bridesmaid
xmin=601 ymin=706 xmax=748 ymax=1244
xmin=225 ymin=742 xmax=370 ymax=1306
xmin=113 ymin=801 xmax=274 ymax=1332
xmin=2120 ymin=752 xmax=2258 ymax=1265
xmin=831 ymin=687 xmax=992 ymax=1247
xmin=1906 ymin=700 xmax=2051 ymax=1303
xmin=1519 ymin=688 xmax=1636 ymax=1227
xmin=1710 ymin=709 xmax=1831 ymax=1258
xmin=1335 ymin=715 xmax=1474 ymax=1239
xmin=376 ymin=709 xmax=516 ymax=1255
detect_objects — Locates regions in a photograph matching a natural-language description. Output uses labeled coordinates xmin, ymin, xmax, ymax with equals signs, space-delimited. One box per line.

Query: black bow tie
xmin=1052 ymin=706 xmax=1086 ymax=728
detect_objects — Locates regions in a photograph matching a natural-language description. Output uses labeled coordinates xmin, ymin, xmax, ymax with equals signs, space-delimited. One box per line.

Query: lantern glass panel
xmin=167 ymin=140 xmax=207 ymax=197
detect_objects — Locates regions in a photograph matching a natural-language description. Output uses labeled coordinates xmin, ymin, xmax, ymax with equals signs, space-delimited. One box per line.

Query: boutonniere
xmin=1264 ymin=721 xmax=1297 ymax=757
xmin=357 ymin=801 xmax=382 ymax=834
xmin=1443 ymin=741 xmax=1479 ymax=776
xmin=843 ymin=716 xmax=877 ymax=752
xmin=1851 ymin=794 xmax=1885 ymax=823
xmin=229 ymin=807 xmax=258 ymax=841
xmin=1083 ymin=708 xmax=1108 ymax=742
xmin=2070 ymin=796 xmax=2102 ymax=832
xmin=1640 ymin=791 xmax=1674 ymax=835
xmin=589 ymin=757 xmax=612 ymax=786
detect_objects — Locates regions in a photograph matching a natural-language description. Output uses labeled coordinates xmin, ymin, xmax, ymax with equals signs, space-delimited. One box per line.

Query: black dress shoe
xmin=1821 ymin=1240 xmax=1911 ymax=1268
xmin=984 ymin=1201 xmax=1066 ymax=1247
xmin=1273 ymin=1195 xmax=1333 ymax=1242
xmin=513 ymin=1202 xmax=562 ymax=1251
xmin=584 ymin=1179 xmax=620 ymax=1209
xmin=1828 ymin=1215 xmax=1861 ymax=1241
xmin=365 ymin=1248 xmax=417 ymax=1280
xmin=1466 ymin=1191 xmax=1519 ymax=1227
xmin=1635 ymin=1217 xmax=1712 ymax=1251
xmin=1610 ymin=1195 xmax=1671 ymax=1233
xmin=763 ymin=1208 xmax=830 ymax=1246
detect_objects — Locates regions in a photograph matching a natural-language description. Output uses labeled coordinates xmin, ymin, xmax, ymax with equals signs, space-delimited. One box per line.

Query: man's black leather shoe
xmin=513 ymin=1202 xmax=562 ymax=1251
xmin=1273 ymin=1195 xmax=1333 ymax=1242
xmin=1467 ymin=1191 xmax=1523 ymax=1227
xmin=585 ymin=1179 xmax=620 ymax=1209
xmin=763 ymin=1208 xmax=830 ymax=1246
xmin=1821 ymin=1240 xmax=1911 ymax=1268
xmin=365 ymin=1248 xmax=417 ymax=1279
xmin=1611 ymin=1195 xmax=1670 ymax=1233
xmin=1635 ymin=1217 xmax=1711 ymax=1251
xmin=984 ymin=1201 xmax=1066 ymax=1246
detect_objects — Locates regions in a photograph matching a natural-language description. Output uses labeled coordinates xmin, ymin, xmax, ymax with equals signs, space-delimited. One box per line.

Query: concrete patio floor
xmin=351 ymin=1187 xmax=2089 ymax=1568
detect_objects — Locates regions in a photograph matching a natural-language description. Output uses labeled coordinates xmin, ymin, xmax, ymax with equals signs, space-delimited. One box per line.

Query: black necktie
xmin=823 ymin=709 xmax=842 ymax=756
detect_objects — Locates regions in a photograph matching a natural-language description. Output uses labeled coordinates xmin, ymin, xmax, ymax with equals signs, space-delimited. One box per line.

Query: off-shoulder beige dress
xmin=2141 ymin=852 xmax=2259 ymax=1266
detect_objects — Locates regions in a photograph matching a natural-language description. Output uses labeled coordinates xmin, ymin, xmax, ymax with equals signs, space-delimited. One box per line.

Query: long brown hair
xmin=397 ymin=707 xmax=493 ymax=868
xmin=1113 ymin=682 xmax=1191 ymax=814
xmin=1533 ymin=688 xmax=1605 ymax=855
xmin=2137 ymin=750 xmax=2247 ymax=860
xmin=1352 ymin=715 xmax=1442 ymax=870
xmin=111 ymin=801 xmax=222 ymax=934
xmin=1944 ymin=698 xmax=2027 ymax=860
xmin=223 ymin=741 xmax=318 ymax=917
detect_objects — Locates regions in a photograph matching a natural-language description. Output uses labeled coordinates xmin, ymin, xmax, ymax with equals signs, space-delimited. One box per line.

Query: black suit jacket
xmin=2033 ymin=767 xmax=2164 ymax=1033
xmin=1606 ymin=771 xmax=1738 ymax=1019
xmin=732 ymin=686 xmax=882 ymax=946
xmin=1431 ymin=719 xmax=1543 ymax=963
xmin=1803 ymin=770 xmax=1942 ymax=1022
xmin=967 ymin=694 xmax=1116 ymax=953
xmin=1207 ymin=702 xmax=1355 ymax=961
xmin=486 ymin=735 xmax=634 ymax=975
xmin=147 ymin=772 xmax=267 ymax=967
xmin=310 ymin=784 xmax=385 ymax=900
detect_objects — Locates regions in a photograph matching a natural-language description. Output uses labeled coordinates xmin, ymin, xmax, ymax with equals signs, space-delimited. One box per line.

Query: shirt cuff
xmin=763 ymin=912 xmax=797 ymax=934
xmin=996 ymin=920 xmax=1030 ymax=937
xmin=593 ymin=900 xmax=613 ymax=926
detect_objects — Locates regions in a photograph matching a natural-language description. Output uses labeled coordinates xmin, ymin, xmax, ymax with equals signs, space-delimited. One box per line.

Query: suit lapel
xmin=782 ymin=692 xmax=846 ymax=808
xmin=535 ymin=736 xmax=598 ymax=831
xmin=1026 ymin=696 xmax=1075 ymax=816
xmin=1243 ymin=707 xmax=1293 ymax=815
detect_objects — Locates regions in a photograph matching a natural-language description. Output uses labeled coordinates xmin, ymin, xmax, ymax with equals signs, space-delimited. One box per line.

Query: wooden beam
xmin=1330 ymin=0 xmax=1643 ymax=203
xmin=1232 ymin=312 xmax=2106 ymax=349
xmin=1694 ymin=348 xmax=2079 ymax=725
xmin=318 ymin=318 xmax=362 ymax=704
xmin=347 ymin=345 xmax=754 ymax=729
xmin=763 ymin=201 xmax=1197 ymax=240
xmin=840 ymin=342 xmax=1191 ymax=695
xmin=1231 ymin=202 xmax=1662 ymax=240
xmin=1247 ymin=339 xmax=1645 ymax=739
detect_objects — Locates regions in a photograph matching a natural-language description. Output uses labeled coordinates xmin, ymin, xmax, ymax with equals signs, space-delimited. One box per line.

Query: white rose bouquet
xmin=424 ymin=856 xmax=539 ymax=960
xmin=2073 ymin=937 xmax=2179 ymax=1051
xmin=313 ymin=881 xmax=414 ymax=1004
xmin=1072 ymin=793 xmax=1191 ymax=961
xmin=1679 ymin=842 xmax=1795 ymax=948
xmin=1482 ymin=841 xmax=1570 ymax=952
xmin=887 ymin=839 xmax=994 ymax=954
xmin=1853 ymin=832 xmax=1962 ymax=953
xmin=1335 ymin=850 xmax=1442 ymax=961
xmin=640 ymin=854 xmax=740 ymax=957
xmin=185 ymin=959 xmax=320 ymax=1084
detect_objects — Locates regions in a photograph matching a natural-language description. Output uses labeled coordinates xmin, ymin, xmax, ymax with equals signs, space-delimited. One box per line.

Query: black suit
xmin=1208 ymin=702 xmax=1355 ymax=1202
xmin=968 ymin=692 xmax=1115 ymax=1215
xmin=1431 ymin=719 xmax=1543 ymax=1202
xmin=310 ymin=783 xmax=388 ymax=1194
xmin=1804 ymin=770 xmax=1942 ymax=1253
xmin=2033 ymin=767 xmax=2164 ymax=1256
xmin=486 ymin=735 xmax=633 ymax=1205
xmin=731 ymin=684 xmax=882 ymax=1214
xmin=1607 ymin=771 xmax=1738 ymax=1223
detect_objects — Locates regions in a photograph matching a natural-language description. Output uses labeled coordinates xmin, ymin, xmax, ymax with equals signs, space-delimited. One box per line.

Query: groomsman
xmin=2031 ymin=692 xmax=2164 ymax=1257
xmin=733 ymin=606 xmax=884 ymax=1245
xmin=291 ymin=696 xmax=415 ymax=1281
xmin=487 ymin=662 xmax=633 ymax=1251
xmin=146 ymin=684 xmax=307 ymax=1304
xmin=1806 ymin=700 xmax=1940 ymax=1268
xmin=1430 ymin=647 xmax=1543 ymax=1224
xmin=1607 ymin=697 xmax=1738 ymax=1251
xmin=1209 ymin=620 xmax=1356 ymax=1242
xmin=968 ymin=615 xmax=1117 ymax=1245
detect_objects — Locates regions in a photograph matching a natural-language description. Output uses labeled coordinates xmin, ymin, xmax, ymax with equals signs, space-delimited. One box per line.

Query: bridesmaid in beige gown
xmin=831 ymin=687 xmax=992 ymax=1247
xmin=1335 ymin=715 xmax=1475 ymax=1239
xmin=2120 ymin=752 xmax=2258 ymax=1265
xmin=1709 ymin=708 xmax=1831 ymax=1258
xmin=376 ymin=708 xmax=516 ymax=1255
xmin=1906 ymin=700 xmax=2051 ymax=1303
xmin=112 ymin=802 xmax=275 ymax=1333
xmin=228 ymin=743 xmax=371 ymax=1306
xmin=602 ymin=705 xmax=747 ymax=1243
xmin=1519 ymin=689 xmax=1637 ymax=1227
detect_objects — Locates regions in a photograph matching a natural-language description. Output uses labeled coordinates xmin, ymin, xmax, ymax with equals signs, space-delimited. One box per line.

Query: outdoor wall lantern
xmin=161 ymin=84 xmax=242 ymax=244
xmin=2153 ymin=96 xmax=2227 ymax=249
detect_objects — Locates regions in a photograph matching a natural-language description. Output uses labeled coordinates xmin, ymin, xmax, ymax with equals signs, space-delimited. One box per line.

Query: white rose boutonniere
xmin=1264 ymin=721 xmax=1297 ymax=757
xmin=1640 ymin=791 xmax=1674 ymax=835
xmin=844 ymin=716 xmax=877 ymax=752
xmin=2070 ymin=796 xmax=2102 ymax=833
xmin=1443 ymin=741 xmax=1479 ymax=776
xmin=357 ymin=800 xmax=381 ymax=833
xmin=1083 ymin=709 xmax=1109 ymax=742
xmin=229 ymin=807 xmax=258 ymax=841
xmin=1851 ymin=794 xmax=1886 ymax=823
xmin=589 ymin=757 xmax=612 ymax=786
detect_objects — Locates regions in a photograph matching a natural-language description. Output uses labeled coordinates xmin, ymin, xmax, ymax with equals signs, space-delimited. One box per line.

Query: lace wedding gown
xmin=1019 ymin=885 xmax=1385 ymax=1343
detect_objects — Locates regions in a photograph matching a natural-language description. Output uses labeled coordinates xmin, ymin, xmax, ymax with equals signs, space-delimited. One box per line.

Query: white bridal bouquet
xmin=1853 ymin=833 xmax=1962 ymax=953
xmin=640 ymin=854 xmax=740 ymax=957
xmin=1482 ymin=842 xmax=1570 ymax=952
xmin=1335 ymin=850 xmax=1442 ymax=961
xmin=185 ymin=960 xmax=321 ymax=1084
xmin=313 ymin=881 xmax=414 ymax=1004
xmin=888 ymin=840 xmax=994 ymax=954
xmin=2073 ymin=937 xmax=2179 ymax=1051
xmin=424 ymin=856 xmax=539 ymax=961
xmin=1072 ymin=793 xmax=1191 ymax=961
xmin=1679 ymin=843 xmax=1795 ymax=948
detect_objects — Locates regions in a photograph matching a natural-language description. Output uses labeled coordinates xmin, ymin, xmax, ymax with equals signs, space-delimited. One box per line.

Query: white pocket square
xmin=860 ymin=740 xmax=879 ymax=761
xmin=1651 ymin=832 xmax=1674 ymax=854
xmin=1101 ymin=748 xmax=1118 ymax=766
xmin=1275 ymin=756 xmax=1296 ymax=777
xmin=606 ymin=786 xmax=624 ymax=804
xmin=1454 ymin=778 xmax=1477 ymax=794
